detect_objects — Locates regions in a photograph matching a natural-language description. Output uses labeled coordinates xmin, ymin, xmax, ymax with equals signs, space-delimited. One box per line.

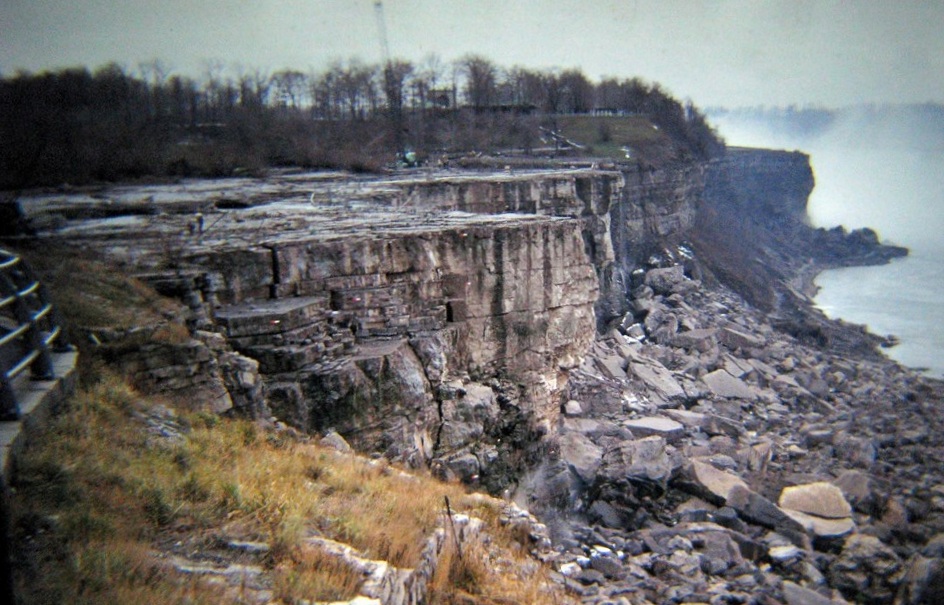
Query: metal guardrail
xmin=0 ymin=248 xmax=70 ymax=420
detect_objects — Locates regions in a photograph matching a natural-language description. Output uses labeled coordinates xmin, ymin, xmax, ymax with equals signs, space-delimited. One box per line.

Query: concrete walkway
xmin=1 ymin=349 xmax=79 ymax=601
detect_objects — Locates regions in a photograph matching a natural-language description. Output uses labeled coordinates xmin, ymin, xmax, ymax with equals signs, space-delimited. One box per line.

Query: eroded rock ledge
xmin=8 ymin=149 xmax=932 ymax=604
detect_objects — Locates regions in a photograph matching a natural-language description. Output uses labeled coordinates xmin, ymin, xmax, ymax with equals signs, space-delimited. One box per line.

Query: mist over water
xmin=712 ymin=109 xmax=944 ymax=378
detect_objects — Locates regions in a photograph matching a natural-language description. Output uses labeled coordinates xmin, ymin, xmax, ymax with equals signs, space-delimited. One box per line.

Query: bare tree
xmin=558 ymin=69 xmax=593 ymax=114
xmin=271 ymin=69 xmax=308 ymax=110
xmin=458 ymin=54 xmax=497 ymax=111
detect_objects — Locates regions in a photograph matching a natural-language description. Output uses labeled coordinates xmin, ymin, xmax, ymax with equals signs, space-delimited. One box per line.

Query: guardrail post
xmin=0 ymin=378 xmax=16 ymax=420
xmin=2 ymin=272 xmax=54 ymax=381
xmin=0 ymin=249 xmax=67 ymax=420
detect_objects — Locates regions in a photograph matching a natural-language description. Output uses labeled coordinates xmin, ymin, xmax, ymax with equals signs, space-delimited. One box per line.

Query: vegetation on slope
xmin=8 ymin=247 xmax=571 ymax=604
xmin=1 ymin=56 xmax=723 ymax=189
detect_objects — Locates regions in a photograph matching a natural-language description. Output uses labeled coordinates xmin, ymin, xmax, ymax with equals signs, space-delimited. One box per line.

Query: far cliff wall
xmin=703 ymin=148 xmax=815 ymax=231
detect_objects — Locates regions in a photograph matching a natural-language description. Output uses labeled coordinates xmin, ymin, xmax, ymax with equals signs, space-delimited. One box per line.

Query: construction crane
xmin=374 ymin=1 xmax=391 ymax=67
xmin=373 ymin=1 xmax=413 ymax=166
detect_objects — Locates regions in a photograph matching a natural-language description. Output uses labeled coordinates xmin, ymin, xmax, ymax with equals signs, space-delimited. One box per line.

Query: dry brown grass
xmin=7 ymin=244 xmax=575 ymax=604
xmin=427 ymin=538 xmax=564 ymax=605
xmin=9 ymin=370 xmax=574 ymax=604
xmin=16 ymin=244 xmax=182 ymax=333
xmin=271 ymin=546 xmax=365 ymax=602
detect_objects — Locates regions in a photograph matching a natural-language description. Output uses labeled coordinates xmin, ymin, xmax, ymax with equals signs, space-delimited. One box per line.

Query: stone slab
xmin=701 ymin=369 xmax=758 ymax=400
xmin=779 ymin=482 xmax=853 ymax=519
xmin=624 ymin=416 xmax=685 ymax=442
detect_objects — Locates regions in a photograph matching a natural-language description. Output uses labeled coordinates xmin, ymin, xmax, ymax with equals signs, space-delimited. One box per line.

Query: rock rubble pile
xmin=525 ymin=263 xmax=944 ymax=604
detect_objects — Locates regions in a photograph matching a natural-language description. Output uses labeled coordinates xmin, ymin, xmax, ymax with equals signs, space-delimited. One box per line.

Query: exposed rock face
xmin=704 ymin=148 xmax=814 ymax=231
xmin=18 ymin=171 xmax=606 ymax=486
xmin=96 ymin=329 xmax=268 ymax=418
xmin=17 ymin=163 xmax=711 ymax=487
xmin=696 ymin=147 xmax=907 ymax=320
xmin=392 ymin=166 xmax=703 ymax=328
xmin=14 ymin=150 xmax=935 ymax=605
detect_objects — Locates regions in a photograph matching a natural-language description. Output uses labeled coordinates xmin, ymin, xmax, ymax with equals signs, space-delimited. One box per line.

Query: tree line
xmin=0 ymin=55 xmax=723 ymax=189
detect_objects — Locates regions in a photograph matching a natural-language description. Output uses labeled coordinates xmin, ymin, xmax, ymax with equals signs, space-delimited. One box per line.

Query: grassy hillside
xmin=552 ymin=114 xmax=696 ymax=165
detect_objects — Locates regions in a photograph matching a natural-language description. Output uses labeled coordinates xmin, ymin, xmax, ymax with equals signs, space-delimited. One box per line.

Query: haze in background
xmin=712 ymin=108 xmax=944 ymax=378
xmin=4 ymin=0 xmax=944 ymax=375
xmin=3 ymin=0 xmax=944 ymax=108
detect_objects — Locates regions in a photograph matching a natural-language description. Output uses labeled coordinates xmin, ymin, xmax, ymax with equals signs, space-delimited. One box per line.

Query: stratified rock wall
xmin=203 ymin=215 xmax=598 ymax=477
xmin=394 ymin=167 xmax=704 ymax=327
xmin=612 ymin=162 xmax=703 ymax=268
xmin=17 ymin=155 xmax=824 ymax=483
xmin=704 ymin=147 xmax=815 ymax=231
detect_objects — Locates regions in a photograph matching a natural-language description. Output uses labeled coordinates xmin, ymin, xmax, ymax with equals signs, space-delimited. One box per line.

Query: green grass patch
xmin=555 ymin=114 xmax=682 ymax=164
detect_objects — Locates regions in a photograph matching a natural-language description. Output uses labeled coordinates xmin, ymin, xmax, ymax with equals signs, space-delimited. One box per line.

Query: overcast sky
xmin=2 ymin=0 xmax=943 ymax=108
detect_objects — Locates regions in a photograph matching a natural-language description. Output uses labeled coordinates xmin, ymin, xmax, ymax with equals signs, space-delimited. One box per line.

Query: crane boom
xmin=374 ymin=1 xmax=391 ymax=66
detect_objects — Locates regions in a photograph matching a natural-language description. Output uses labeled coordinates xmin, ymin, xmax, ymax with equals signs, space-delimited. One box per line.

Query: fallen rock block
xmin=624 ymin=416 xmax=685 ymax=443
xmin=671 ymin=328 xmax=718 ymax=352
xmin=727 ymin=484 xmax=808 ymax=542
xmin=779 ymin=482 xmax=853 ymax=519
xmin=644 ymin=265 xmax=692 ymax=295
xmin=595 ymin=354 xmax=627 ymax=381
xmin=628 ymin=360 xmax=686 ymax=401
xmin=598 ymin=436 xmax=675 ymax=492
xmin=782 ymin=509 xmax=856 ymax=541
xmin=559 ymin=431 xmax=604 ymax=483
xmin=563 ymin=399 xmax=583 ymax=416
xmin=320 ymin=429 xmax=353 ymax=453
xmin=719 ymin=326 xmax=766 ymax=350
xmin=663 ymin=408 xmax=708 ymax=429
xmin=677 ymin=459 xmax=750 ymax=506
xmin=701 ymin=369 xmax=759 ymax=400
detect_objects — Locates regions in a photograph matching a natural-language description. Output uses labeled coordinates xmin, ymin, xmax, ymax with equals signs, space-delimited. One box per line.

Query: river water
xmin=713 ymin=115 xmax=944 ymax=379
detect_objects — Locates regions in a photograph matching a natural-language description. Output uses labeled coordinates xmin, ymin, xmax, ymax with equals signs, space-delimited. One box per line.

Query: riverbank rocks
xmin=829 ymin=534 xmax=905 ymax=604
xmin=533 ymin=251 xmax=943 ymax=603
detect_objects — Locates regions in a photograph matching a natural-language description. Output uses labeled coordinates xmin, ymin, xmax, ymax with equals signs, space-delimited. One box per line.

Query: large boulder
xmin=780 ymin=482 xmax=854 ymax=519
xmin=779 ymin=482 xmax=856 ymax=542
xmin=558 ymin=431 xmax=604 ymax=484
xmin=644 ymin=265 xmax=693 ymax=295
xmin=727 ymin=484 xmax=809 ymax=545
xmin=782 ymin=509 xmax=856 ymax=542
xmin=596 ymin=436 xmax=676 ymax=498
xmin=628 ymin=360 xmax=686 ymax=402
xmin=677 ymin=459 xmax=750 ymax=506
xmin=718 ymin=326 xmax=766 ymax=350
xmin=700 ymin=369 xmax=759 ymax=400
xmin=624 ymin=416 xmax=685 ymax=443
